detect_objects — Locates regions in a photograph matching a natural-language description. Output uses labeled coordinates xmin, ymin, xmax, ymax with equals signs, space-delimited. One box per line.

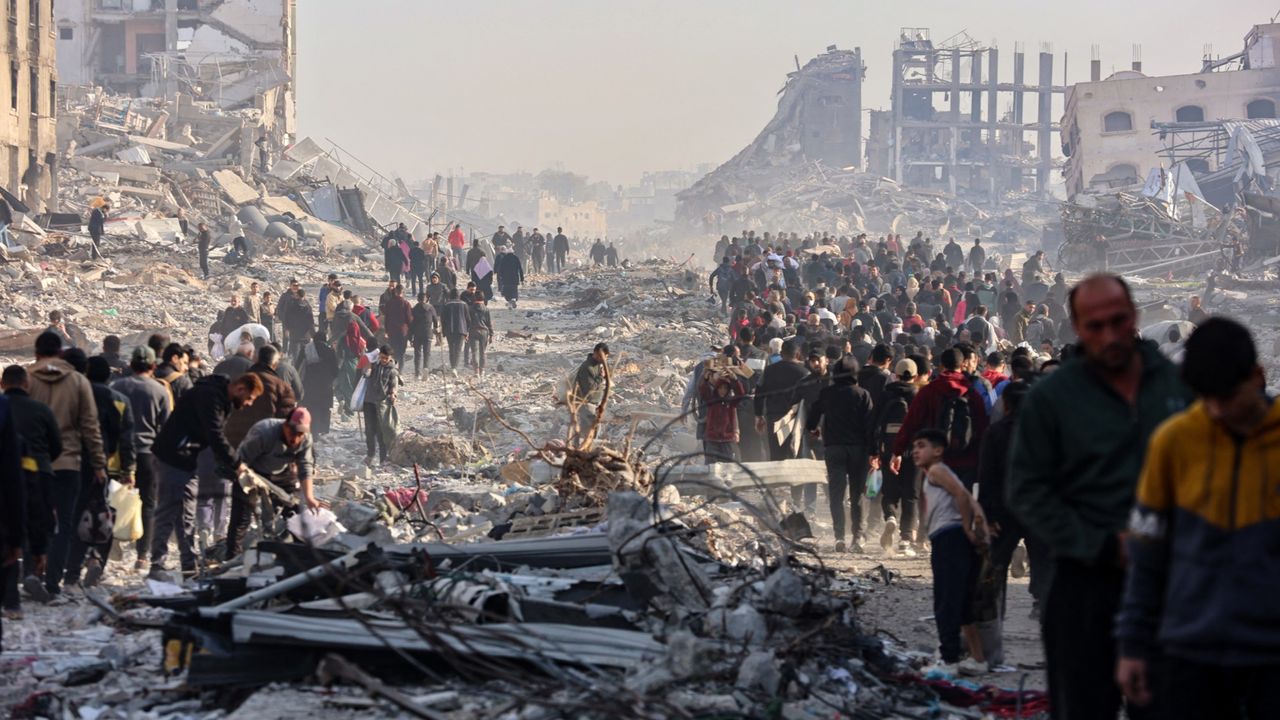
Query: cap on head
xmin=894 ymin=358 xmax=917 ymax=378
xmin=287 ymin=407 xmax=312 ymax=434
xmin=131 ymin=345 xmax=157 ymax=365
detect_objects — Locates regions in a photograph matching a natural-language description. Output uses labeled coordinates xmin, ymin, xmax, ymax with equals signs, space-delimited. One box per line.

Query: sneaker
xmin=2 ymin=607 xmax=22 ymax=621
xmin=897 ymin=541 xmax=918 ymax=558
xmin=82 ymin=560 xmax=104 ymax=588
xmin=835 ymin=540 xmax=846 ymax=553
xmin=849 ymin=542 xmax=865 ymax=555
xmin=147 ymin=565 xmax=173 ymax=583
xmin=880 ymin=517 xmax=898 ymax=552
xmin=957 ymin=658 xmax=987 ymax=676
xmin=22 ymin=575 xmax=51 ymax=603
xmin=923 ymin=662 xmax=957 ymax=676
xmin=363 ymin=455 xmax=374 ymax=467
xmin=133 ymin=559 xmax=148 ymax=572
xmin=989 ymin=664 xmax=1018 ymax=673
xmin=1010 ymin=543 xmax=1028 ymax=578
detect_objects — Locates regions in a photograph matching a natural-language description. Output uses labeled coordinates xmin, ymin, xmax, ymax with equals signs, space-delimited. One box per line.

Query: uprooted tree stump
xmin=551 ymin=445 xmax=653 ymax=508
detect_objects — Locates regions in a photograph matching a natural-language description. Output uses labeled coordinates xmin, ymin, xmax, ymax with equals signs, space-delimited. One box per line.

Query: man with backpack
xmin=876 ymin=358 xmax=921 ymax=556
xmin=889 ymin=346 xmax=989 ymax=491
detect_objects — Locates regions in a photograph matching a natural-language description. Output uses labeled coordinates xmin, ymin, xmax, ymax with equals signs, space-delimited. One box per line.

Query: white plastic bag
xmin=287 ymin=507 xmax=346 ymax=546
xmin=865 ymin=468 xmax=883 ymax=499
xmin=109 ymin=481 xmax=143 ymax=541
xmin=349 ymin=376 xmax=367 ymax=412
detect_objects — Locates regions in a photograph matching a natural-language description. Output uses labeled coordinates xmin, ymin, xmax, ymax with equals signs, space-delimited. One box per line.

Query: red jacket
xmin=383 ymin=296 xmax=412 ymax=338
xmin=890 ymin=370 xmax=989 ymax=470
xmin=699 ymin=377 xmax=745 ymax=443
xmin=448 ymin=228 xmax=466 ymax=250
xmin=982 ymin=369 xmax=1008 ymax=387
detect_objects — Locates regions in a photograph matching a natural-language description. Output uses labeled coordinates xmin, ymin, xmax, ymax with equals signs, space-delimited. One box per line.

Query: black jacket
xmin=495 ymin=253 xmax=524 ymax=285
xmin=91 ymin=381 xmax=135 ymax=477
xmin=0 ymin=396 xmax=23 ymax=557
xmin=754 ymin=360 xmax=809 ymax=421
xmin=3 ymin=388 xmax=62 ymax=474
xmin=88 ymin=208 xmax=106 ymax=237
xmin=153 ymin=374 xmax=237 ymax=475
xmin=441 ymin=300 xmax=470 ymax=337
xmin=856 ymin=365 xmax=892 ymax=409
xmin=873 ymin=380 xmax=918 ymax=455
xmin=976 ymin=414 xmax=1018 ymax=527
xmin=410 ymin=302 xmax=439 ymax=343
xmin=805 ymin=376 xmax=876 ymax=448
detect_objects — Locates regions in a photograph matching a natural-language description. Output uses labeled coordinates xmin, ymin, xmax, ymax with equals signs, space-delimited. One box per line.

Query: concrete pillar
xmin=950 ymin=48 xmax=961 ymax=193
xmin=988 ymin=48 xmax=1000 ymax=205
xmin=851 ymin=47 xmax=863 ymax=170
xmin=1013 ymin=50 xmax=1025 ymax=158
xmin=1037 ymin=52 xmax=1054 ymax=195
xmin=891 ymin=49 xmax=904 ymax=184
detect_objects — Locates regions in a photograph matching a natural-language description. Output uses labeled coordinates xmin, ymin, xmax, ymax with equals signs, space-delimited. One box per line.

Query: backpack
xmin=965 ymin=316 xmax=988 ymax=345
xmin=936 ymin=389 xmax=974 ymax=452
xmin=879 ymin=392 xmax=911 ymax=447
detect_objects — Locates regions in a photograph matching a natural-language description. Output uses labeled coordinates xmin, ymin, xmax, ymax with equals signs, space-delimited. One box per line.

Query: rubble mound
xmin=389 ymin=431 xmax=481 ymax=469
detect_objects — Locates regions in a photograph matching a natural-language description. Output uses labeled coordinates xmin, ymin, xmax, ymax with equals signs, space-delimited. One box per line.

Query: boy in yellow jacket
xmin=1116 ymin=317 xmax=1280 ymax=718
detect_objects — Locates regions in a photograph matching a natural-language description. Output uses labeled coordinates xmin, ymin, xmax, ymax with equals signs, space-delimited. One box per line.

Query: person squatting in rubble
xmin=224 ymin=409 xmax=317 ymax=558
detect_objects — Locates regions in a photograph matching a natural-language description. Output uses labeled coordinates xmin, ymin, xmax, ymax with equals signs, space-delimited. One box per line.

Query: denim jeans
xmin=150 ymin=459 xmax=200 ymax=571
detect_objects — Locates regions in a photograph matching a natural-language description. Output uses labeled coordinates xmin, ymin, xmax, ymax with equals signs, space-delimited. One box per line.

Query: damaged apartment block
xmin=880 ymin=28 xmax=1063 ymax=202
xmin=54 ymin=0 xmax=297 ymax=155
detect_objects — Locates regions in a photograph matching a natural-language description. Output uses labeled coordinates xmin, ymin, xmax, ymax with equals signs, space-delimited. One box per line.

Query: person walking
xmin=494 ymin=248 xmax=525 ymax=309
xmin=0 ymin=389 xmax=23 ymax=650
xmin=448 ymin=223 xmax=466 ymax=270
xmin=440 ymin=289 xmax=470 ymax=374
xmin=110 ymin=347 xmax=170 ymax=572
xmin=63 ymin=356 xmax=135 ymax=587
xmin=26 ymin=333 xmax=106 ymax=597
xmin=1008 ymin=274 xmax=1191 ymax=720
xmin=296 ymin=331 xmax=338 ymax=436
xmin=754 ymin=340 xmax=812 ymax=511
xmin=409 ymin=292 xmax=439 ymax=380
xmin=552 ymin=227 xmax=570 ymax=273
xmin=468 ymin=296 xmax=494 ymax=377
xmin=806 ymin=356 xmax=878 ymax=553
xmin=1 ymin=365 xmax=61 ymax=611
xmin=382 ymin=284 xmax=413 ymax=368
xmin=361 ymin=347 xmax=399 ymax=467
xmin=530 ymin=229 xmax=546 ymax=274
xmin=1116 ymin=318 xmax=1280 ymax=718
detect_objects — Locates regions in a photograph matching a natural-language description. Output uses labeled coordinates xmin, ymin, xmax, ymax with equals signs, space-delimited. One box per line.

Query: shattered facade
xmin=1061 ymin=23 xmax=1280 ymax=198
xmin=0 ymin=0 xmax=58 ymax=209
xmin=675 ymin=46 xmax=864 ymax=229
xmin=54 ymin=0 xmax=296 ymax=137
xmin=885 ymin=28 xmax=1063 ymax=199
xmin=536 ymin=194 xmax=607 ymax=238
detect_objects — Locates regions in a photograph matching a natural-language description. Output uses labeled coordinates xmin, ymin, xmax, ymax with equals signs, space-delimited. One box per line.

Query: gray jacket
xmin=235 ymin=418 xmax=313 ymax=482
xmin=365 ymin=360 xmax=399 ymax=406
xmin=110 ymin=374 xmax=171 ymax=455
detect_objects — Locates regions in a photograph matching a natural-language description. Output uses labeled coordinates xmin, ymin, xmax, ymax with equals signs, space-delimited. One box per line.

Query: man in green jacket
xmin=1007 ymin=274 xmax=1191 ymax=720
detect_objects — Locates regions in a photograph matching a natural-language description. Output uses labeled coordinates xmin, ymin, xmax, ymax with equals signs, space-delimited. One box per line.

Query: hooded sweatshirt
xmin=27 ymin=356 xmax=106 ymax=472
xmin=890 ymin=369 xmax=989 ymax=471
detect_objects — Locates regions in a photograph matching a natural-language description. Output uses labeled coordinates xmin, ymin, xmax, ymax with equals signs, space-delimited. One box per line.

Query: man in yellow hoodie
xmin=1116 ymin=317 xmax=1280 ymax=718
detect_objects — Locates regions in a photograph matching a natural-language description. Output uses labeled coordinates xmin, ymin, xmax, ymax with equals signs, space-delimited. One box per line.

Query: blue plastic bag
xmin=865 ymin=468 xmax=883 ymax=498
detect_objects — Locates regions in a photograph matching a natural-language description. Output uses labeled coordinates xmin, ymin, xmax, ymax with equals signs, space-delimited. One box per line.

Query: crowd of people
xmin=684 ymin=228 xmax=1273 ymax=718
xmin=0 ymin=218 xmax=1274 ymax=719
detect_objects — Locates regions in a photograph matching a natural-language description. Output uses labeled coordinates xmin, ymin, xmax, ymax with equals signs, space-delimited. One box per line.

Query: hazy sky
xmin=297 ymin=1 xmax=1269 ymax=185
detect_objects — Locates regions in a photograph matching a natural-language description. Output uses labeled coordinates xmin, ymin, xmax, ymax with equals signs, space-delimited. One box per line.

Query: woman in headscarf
xmin=298 ymin=330 xmax=339 ymax=435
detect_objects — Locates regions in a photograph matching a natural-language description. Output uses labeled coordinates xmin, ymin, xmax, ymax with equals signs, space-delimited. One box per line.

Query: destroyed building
xmin=882 ymin=28 xmax=1064 ymax=200
xmin=54 ymin=0 xmax=297 ymax=139
xmin=1061 ymin=22 xmax=1280 ymax=197
xmin=674 ymin=46 xmax=864 ymax=229
xmin=0 ymin=0 xmax=59 ymax=209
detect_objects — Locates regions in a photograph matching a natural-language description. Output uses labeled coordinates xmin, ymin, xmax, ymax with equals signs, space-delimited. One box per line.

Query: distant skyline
xmin=297 ymin=1 xmax=1270 ymax=185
